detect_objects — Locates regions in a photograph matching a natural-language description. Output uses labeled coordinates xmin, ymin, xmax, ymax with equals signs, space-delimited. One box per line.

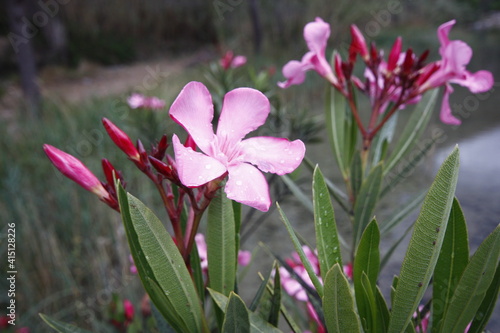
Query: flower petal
xmin=216 ymin=88 xmax=270 ymax=144
xmin=278 ymin=59 xmax=310 ymax=88
xmin=453 ymin=70 xmax=494 ymax=93
xmin=231 ymin=55 xmax=247 ymax=68
xmin=225 ymin=162 xmax=270 ymax=211
xmin=169 ymin=82 xmax=215 ymax=155
xmin=304 ymin=17 xmax=330 ymax=55
xmin=172 ymin=135 xmax=226 ymax=187
xmin=439 ymin=84 xmax=461 ymax=125
xmin=239 ymin=137 xmax=305 ymax=175
xmin=437 ymin=20 xmax=455 ymax=50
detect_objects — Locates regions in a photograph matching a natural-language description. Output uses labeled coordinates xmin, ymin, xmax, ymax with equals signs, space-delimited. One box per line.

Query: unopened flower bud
xmin=43 ymin=144 xmax=110 ymax=200
xmin=102 ymin=118 xmax=140 ymax=162
xmin=387 ymin=37 xmax=402 ymax=72
xmin=350 ymin=25 xmax=369 ymax=62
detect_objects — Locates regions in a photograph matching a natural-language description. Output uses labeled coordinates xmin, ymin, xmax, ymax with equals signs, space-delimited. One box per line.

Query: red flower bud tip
xmin=402 ymin=48 xmax=414 ymax=74
xmin=184 ymin=135 xmax=196 ymax=150
xmin=101 ymin=159 xmax=123 ymax=186
xmin=387 ymin=37 xmax=402 ymax=72
xmin=333 ymin=52 xmax=345 ymax=83
xmin=416 ymin=62 xmax=440 ymax=87
xmin=370 ymin=42 xmax=379 ymax=63
xmin=102 ymin=118 xmax=140 ymax=162
xmin=149 ymin=156 xmax=172 ymax=178
xmin=152 ymin=135 xmax=169 ymax=160
xmin=350 ymin=25 xmax=369 ymax=61
xmin=44 ymin=145 xmax=111 ymax=200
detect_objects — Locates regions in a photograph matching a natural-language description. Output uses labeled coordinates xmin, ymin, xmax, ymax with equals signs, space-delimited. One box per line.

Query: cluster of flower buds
xmin=280 ymin=18 xmax=493 ymax=132
xmin=219 ymin=50 xmax=247 ymax=70
xmin=108 ymin=297 xmax=135 ymax=330
xmin=279 ymin=246 xmax=352 ymax=333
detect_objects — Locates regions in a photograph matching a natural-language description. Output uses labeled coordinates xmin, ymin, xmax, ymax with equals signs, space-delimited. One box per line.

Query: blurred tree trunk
xmin=248 ymin=0 xmax=262 ymax=54
xmin=6 ymin=0 xmax=41 ymax=115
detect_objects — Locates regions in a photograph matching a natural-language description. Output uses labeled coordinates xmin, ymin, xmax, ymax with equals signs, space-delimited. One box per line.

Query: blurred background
xmin=1 ymin=0 xmax=499 ymax=331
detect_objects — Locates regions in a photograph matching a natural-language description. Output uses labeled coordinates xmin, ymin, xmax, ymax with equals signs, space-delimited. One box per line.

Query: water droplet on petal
xmin=236 ymin=180 xmax=242 ymax=186
xmin=280 ymin=159 xmax=285 ymax=164
xmin=205 ymin=164 xmax=212 ymax=169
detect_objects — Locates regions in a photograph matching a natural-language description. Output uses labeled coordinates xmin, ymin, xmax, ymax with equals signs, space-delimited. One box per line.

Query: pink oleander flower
xmin=123 ymin=299 xmax=135 ymax=324
xmin=422 ymin=20 xmax=493 ymax=125
xmin=169 ymin=81 xmax=305 ymax=211
xmin=220 ymin=50 xmax=247 ymax=70
xmin=278 ymin=17 xmax=337 ymax=88
xmin=127 ymin=93 xmax=166 ymax=110
xmin=43 ymin=144 xmax=111 ymax=201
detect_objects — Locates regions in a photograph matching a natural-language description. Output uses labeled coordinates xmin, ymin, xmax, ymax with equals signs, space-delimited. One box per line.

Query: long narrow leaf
xmin=117 ymin=184 xmax=205 ymax=333
xmin=323 ymin=264 xmax=362 ymax=333
xmin=313 ymin=166 xmax=343 ymax=279
xmin=432 ymin=198 xmax=469 ymax=330
xmin=277 ymin=202 xmax=324 ymax=297
xmin=353 ymin=163 xmax=383 ymax=246
xmin=440 ymin=225 xmax=500 ymax=333
xmin=384 ymin=89 xmax=438 ymax=175
xmin=325 ymin=84 xmax=349 ymax=177
xmin=222 ymin=293 xmax=250 ymax=333
xmin=467 ymin=262 xmax=500 ymax=333
xmin=387 ymin=147 xmax=460 ymax=333
xmin=207 ymin=189 xmax=236 ymax=297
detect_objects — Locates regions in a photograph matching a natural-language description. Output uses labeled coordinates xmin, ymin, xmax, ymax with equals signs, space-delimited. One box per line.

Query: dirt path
xmin=0 ymin=49 xmax=213 ymax=113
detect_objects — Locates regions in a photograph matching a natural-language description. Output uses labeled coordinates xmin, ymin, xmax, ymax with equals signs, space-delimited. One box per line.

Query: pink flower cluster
xmin=220 ymin=51 xmax=247 ymax=70
xmin=127 ymin=93 xmax=166 ymax=110
xmin=280 ymin=246 xmax=352 ymax=333
xmin=279 ymin=18 xmax=493 ymax=126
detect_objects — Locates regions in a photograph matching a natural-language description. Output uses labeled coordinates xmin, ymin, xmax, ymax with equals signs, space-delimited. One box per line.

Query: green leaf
xmin=190 ymin=241 xmax=205 ymax=305
xmin=323 ymin=264 xmax=362 ymax=333
xmin=371 ymin=112 xmax=398 ymax=167
xmin=375 ymin=286 xmax=390 ymax=332
xmin=353 ymin=163 xmax=383 ymax=246
xmin=440 ymin=224 xmax=500 ymax=333
xmin=277 ymin=202 xmax=324 ymax=297
xmin=381 ymin=137 xmax=436 ymax=197
xmin=432 ymin=198 xmax=469 ymax=330
xmin=467 ymin=262 xmax=500 ymax=333
xmin=349 ymin=151 xmax=363 ymax=199
xmin=354 ymin=220 xmax=381 ymax=332
xmin=207 ymin=189 xmax=236 ymax=297
xmin=117 ymin=185 xmax=205 ymax=333
xmin=39 ymin=314 xmax=92 ymax=333
xmin=208 ymin=289 xmax=282 ymax=333
xmin=249 ymin=266 xmax=273 ymax=312
xmin=387 ymin=147 xmax=459 ymax=333
xmin=222 ymin=292 xmax=250 ymax=333
xmin=268 ymin=265 xmax=281 ymax=327
xmin=281 ymin=174 xmax=313 ymax=213
xmin=380 ymin=190 xmax=426 ymax=236
xmin=325 ymin=84 xmax=349 ymax=178
xmin=313 ymin=166 xmax=343 ymax=280
xmin=384 ymin=89 xmax=438 ymax=175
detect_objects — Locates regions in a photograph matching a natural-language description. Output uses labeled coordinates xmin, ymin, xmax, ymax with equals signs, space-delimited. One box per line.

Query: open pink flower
xmin=220 ymin=51 xmax=247 ymax=70
xmin=279 ymin=17 xmax=337 ymax=88
xmin=170 ymin=82 xmax=305 ymax=211
xmin=422 ymin=20 xmax=493 ymax=125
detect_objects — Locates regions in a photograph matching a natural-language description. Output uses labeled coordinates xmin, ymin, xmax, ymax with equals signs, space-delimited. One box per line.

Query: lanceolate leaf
xmin=325 ymin=85 xmax=349 ymax=178
xmin=432 ymin=198 xmax=469 ymax=330
xmin=387 ymin=147 xmax=459 ymax=333
xmin=439 ymin=225 xmax=500 ymax=333
xmin=313 ymin=165 xmax=343 ymax=280
xmin=39 ymin=314 xmax=92 ymax=333
xmin=117 ymin=184 xmax=205 ymax=333
xmin=353 ymin=163 xmax=383 ymax=246
xmin=375 ymin=286 xmax=390 ymax=332
xmin=354 ymin=220 xmax=381 ymax=333
xmin=384 ymin=89 xmax=438 ymax=175
xmin=371 ymin=112 xmax=398 ymax=167
xmin=207 ymin=189 xmax=236 ymax=297
xmin=222 ymin=293 xmax=250 ymax=333
xmin=467 ymin=262 xmax=500 ymax=333
xmin=277 ymin=202 xmax=324 ymax=297
xmin=323 ymin=264 xmax=362 ymax=333
xmin=349 ymin=151 xmax=363 ymax=199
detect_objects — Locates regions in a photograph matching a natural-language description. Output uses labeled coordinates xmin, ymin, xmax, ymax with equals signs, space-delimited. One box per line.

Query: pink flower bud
xmin=350 ymin=25 xmax=369 ymax=61
xmin=123 ymin=299 xmax=134 ymax=322
xmin=237 ymin=250 xmax=251 ymax=266
xmin=102 ymin=118 xmax=140 ymax=162
xmin=43 ymin=144 xmax=110 ymax=200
